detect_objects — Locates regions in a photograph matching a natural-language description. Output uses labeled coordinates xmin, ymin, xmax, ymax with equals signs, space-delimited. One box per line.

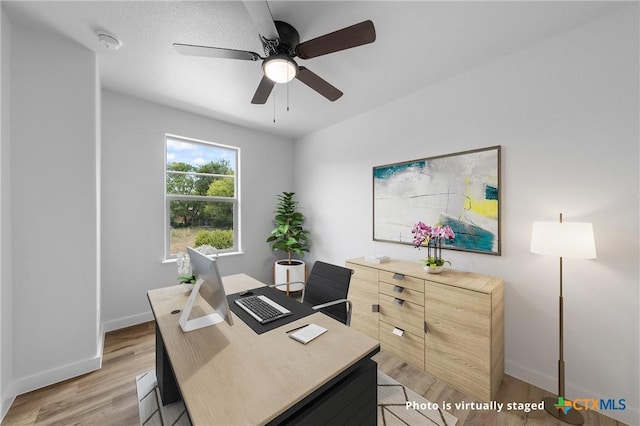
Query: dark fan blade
xmin=243 ymin=1 xmax=279 ymax=40
xmin=296 ymin=67 xmax=343 ymax=101
xmin=295 ymin=20 xmax=376 ymax=59
xmin=251 ymin=75 xmax=276 ymax=104
xmin=173 ymin=43 xmax=262 ymax=61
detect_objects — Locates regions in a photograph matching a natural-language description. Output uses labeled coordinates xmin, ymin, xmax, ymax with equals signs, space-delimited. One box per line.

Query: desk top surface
xmin=147 ymin=273 xmax=380 ymax=425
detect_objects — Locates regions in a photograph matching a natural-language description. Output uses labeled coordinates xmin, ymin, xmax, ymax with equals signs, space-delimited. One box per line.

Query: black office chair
xmin=276 ymin=261 xmax=354 ymax=326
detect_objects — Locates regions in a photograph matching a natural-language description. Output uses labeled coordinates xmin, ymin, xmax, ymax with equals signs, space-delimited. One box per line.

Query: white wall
xmin=0 ymin=6 xmax=15 ymax=420
xmin=100 ymin=91 xmax=294 ymax=331
xmin=9 ymin=21 xmax=101 ymax=394
xmin=294 ymin=6 xmax=638 ymax=425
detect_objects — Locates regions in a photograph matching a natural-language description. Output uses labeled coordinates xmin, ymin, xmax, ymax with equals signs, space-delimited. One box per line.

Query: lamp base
xmin=543 ymin=397 xmax=584 ymax=425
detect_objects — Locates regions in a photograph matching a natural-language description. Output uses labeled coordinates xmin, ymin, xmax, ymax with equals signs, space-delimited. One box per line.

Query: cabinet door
xmin=346 ymin=263 xmax=379 ymax=340
xmin=424 ymin=281 xmax=491 ymax=401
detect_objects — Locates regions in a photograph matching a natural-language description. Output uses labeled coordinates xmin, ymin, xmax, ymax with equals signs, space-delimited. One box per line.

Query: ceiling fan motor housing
xmin=270 ymin=21 xmax=299 ymax=57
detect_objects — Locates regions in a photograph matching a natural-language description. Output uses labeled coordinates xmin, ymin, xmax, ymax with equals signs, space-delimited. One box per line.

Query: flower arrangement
xmin=176 ymin=252 xmax=196 ymax=284
xmin=411 ymin=221 xmax=455 ymax=271
xmin=176 ymin=245 xmax=218 ymax=285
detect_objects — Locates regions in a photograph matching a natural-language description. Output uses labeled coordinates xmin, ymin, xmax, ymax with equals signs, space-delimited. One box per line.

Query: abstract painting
xmin=373 ymin=146 xmax=501 ymax=255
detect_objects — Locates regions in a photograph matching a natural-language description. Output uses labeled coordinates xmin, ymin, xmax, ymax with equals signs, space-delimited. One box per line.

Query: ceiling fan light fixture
xmin=263 ymin=55 xmax=298 ymax=83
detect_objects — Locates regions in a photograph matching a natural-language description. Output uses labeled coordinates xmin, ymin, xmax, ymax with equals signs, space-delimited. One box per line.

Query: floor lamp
xmin=530 ymin=213 xmax=596 ymax=425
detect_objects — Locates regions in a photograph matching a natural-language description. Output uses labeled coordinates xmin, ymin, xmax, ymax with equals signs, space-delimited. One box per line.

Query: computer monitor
xmin=179 ymin=247 xmax=234 ymax=332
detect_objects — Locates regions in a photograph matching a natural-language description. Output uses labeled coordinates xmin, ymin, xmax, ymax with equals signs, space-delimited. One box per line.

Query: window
xmin=165 ymin=135 xmax=239 ymax=259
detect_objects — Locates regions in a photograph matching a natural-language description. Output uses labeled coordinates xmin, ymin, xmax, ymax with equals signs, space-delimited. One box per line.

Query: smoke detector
xmin=97 ymin=32 xmax=122 ymax=50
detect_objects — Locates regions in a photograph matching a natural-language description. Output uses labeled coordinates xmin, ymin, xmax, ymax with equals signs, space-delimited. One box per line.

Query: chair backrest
xmin=303 ymin=261 xmax=353 ymax=324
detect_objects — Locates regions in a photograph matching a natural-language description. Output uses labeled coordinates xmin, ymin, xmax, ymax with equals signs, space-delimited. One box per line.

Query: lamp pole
xmin=542 ymin=212 xmax=584 ymax=425
xmin=559 ymin=212 xmax=565 ymax=400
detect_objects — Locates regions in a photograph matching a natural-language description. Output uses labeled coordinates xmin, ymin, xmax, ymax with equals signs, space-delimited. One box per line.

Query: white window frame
xmin=164 ymin=134 xmax=241 ymax=260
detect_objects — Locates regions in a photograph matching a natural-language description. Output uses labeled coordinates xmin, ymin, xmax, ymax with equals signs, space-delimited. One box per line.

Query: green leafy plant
xmin=194 ymin=229 xmax=234 ymax=249
xmin=412 ymin=222 xmax=455 ymax=269
xmin=266 ymin=192 xmax=310 ymax=264
xmin=177 ymin=273 xmax=197 ymax=284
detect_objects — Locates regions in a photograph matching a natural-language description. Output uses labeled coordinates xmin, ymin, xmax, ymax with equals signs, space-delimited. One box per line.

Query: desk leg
xmin=156 ymin=324 xmax=180 ymax=405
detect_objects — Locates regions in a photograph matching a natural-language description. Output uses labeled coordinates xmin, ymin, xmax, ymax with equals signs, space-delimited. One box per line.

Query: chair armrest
xmin=312 ymin=299 xmax=353 ymax=326
xmin=311 ymin=298 xmax=349 ymax=310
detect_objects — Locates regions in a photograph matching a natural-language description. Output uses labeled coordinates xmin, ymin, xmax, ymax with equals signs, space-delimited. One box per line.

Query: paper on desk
xmin=289 ymin=323 xmax=328 ymax=344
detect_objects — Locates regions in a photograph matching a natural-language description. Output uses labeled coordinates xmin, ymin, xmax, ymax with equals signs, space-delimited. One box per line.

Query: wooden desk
xmin=147 ymin=274 xmax=380 ymax=425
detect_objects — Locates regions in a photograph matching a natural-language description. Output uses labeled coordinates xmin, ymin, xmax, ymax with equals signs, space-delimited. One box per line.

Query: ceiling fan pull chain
xmin=286 ymin=79 xmax=290 ymax=112
xmin=273 ymin=89 xmax=276 ymax=123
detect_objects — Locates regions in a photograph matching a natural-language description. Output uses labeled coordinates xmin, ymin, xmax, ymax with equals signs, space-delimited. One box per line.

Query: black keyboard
xmin=235 ymin=295 xmax=292 ymax=324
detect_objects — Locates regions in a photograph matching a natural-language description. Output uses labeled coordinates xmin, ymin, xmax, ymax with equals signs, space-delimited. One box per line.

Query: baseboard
xmin=505 ymin=359 xmax=638 ymax=425
xmin=3 ymin=314 xmax=153 ymax=419
xmin=505 ymin=359 xmax=557 ymax=395
xmin=102 ymin=311 xmax=154 ymax=333
xmin=1 ymin=384 xmax=16 ymax=423
xmin=14 ymin=352 xmax=102 ymax=397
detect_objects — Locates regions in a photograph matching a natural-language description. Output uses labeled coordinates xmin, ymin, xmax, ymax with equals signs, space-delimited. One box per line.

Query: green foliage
xmin=207 ymin=177 xmax=234 ymax=197
xmin=203 ymin=178 xmax=235 ymax=229
xmin=194 ymin=229 xmax=234 ymax=249
xmin=266 ymin=192 xmax=310 ymax=263
xmin=423 ymin=257 xmax=451 ymax=268
xmin=177 ymin=274 xmax=196 ymax=284
xmin=167 ymin=160 xmax=235 ymax=229
xmin=194 ymin=160 xmax=234 ymax=196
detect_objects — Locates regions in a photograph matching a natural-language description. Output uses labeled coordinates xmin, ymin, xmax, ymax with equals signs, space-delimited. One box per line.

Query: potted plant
xmin=411 ymin=221 xmax=455 ymax=274
xmin=176 ymin=245 xmax=218 ymax=289
xmin=266 ymin=192 xmax=310 ymax=292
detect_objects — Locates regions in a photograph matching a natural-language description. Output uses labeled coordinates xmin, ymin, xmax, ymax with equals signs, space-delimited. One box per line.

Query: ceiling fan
xmin=173 ymin=1 xmax=376 ymax=104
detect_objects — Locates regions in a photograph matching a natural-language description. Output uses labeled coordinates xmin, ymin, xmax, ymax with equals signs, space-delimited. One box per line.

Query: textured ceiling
xmin=3 ymin=1 xmax=629 ymax=139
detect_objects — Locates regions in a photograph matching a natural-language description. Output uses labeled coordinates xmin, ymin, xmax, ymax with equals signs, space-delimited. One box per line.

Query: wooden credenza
xmin=346 ymin=257 xmax=504 ymax=402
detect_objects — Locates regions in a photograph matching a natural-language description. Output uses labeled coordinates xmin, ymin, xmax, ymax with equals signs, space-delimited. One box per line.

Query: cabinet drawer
xmin=379 ymin=282 xmax=424 ymax=306
xmin=380 ymin=321 xmax=424 ymax=370
xmin=379 ymin=294 xmax=424 ymax=337
xmin=379 ymin=271 xmax=424 ymax=292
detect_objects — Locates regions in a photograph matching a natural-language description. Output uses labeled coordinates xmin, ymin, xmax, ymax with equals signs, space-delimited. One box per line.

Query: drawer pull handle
xmin=393 ymin=298 xmax=404 ymax=306
xmin=392 ymin=273 xmax=405 ymax=280
xmin=392 ymin=285 xmax=404 ymax=293
xmin=392 ymin=327 xmax=404 ymax=337
xmin=372 ymin=304 xmax=379 ymax=313
xmin=424 ymin=321 xmax=429 ymax=334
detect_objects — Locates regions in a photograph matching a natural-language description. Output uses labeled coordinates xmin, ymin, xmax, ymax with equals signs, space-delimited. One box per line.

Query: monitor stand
xmin=179 ymin=279 xmax=224 ymax=332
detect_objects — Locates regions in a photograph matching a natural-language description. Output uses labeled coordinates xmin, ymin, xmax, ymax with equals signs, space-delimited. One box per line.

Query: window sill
xmin=162 ymin=251 xmax=245 ymax=264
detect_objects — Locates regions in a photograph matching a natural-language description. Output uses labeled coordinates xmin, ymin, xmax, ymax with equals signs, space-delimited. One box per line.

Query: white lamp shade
xmin=263 ymin=57 xmax=297 ymax=83
xmin=530 ymin=221 xmax=596 ymax=259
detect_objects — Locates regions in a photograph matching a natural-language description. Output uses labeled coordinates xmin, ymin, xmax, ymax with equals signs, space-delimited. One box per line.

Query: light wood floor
xmin=2 ymin=322 xmax=627 ymax=425
xmin=374 ymin=351 xmax=627 ymax=426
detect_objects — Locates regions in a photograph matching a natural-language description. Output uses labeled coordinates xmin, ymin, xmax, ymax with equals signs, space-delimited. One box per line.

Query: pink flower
xmin=429 ymin=225 xmax=455 ymax=240
xmin=442 ymin=226 xmax=455 ymax=240
xmin=412 ymin=222 xmax=455 ymax=248
xmin=411 ymin=221 xmax=432 ymax=248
